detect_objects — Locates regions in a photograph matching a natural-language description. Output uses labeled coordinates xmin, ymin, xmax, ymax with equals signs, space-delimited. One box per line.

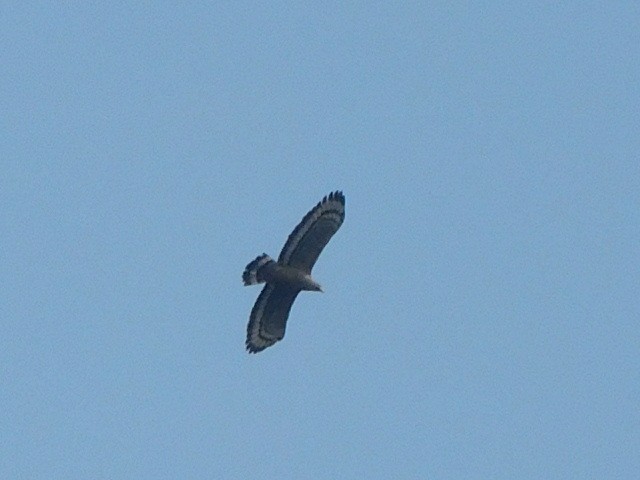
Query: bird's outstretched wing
xmin=278 ymin=191 xmax=345 ymax=273
xmin=246 ymin=284 xmax=300 ymax=353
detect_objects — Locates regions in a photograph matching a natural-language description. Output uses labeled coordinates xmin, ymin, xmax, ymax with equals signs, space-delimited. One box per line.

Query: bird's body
xmin=243 ymin=191 xmax=345 ymax=353
xmin=244 ymin=256 xmax=323 ymax=292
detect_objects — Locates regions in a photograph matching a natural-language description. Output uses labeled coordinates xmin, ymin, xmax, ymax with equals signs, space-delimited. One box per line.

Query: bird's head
xmin=304 ymin=274 xmax=323 ymax=292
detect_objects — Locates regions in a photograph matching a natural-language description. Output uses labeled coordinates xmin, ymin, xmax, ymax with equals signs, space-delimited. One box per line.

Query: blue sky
xmin=2 ymin=2 xmax=638 ymax=478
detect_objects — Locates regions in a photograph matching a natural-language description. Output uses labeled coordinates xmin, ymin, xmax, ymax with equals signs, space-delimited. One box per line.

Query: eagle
xmin=243 ymin=191 xmax=345 ymax=353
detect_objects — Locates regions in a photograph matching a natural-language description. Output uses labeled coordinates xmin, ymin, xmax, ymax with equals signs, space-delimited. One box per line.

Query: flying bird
xmin=243 ymin=191 xmax=345 ymax=353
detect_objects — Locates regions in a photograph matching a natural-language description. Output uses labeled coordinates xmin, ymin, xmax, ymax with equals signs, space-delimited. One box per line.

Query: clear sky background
xmin=2 ymin=3 xmax=638 ymax=479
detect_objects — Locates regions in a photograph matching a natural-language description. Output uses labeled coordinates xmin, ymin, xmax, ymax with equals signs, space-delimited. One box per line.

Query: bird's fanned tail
xmin=242 ymin=254 xmax=275 ymax=286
